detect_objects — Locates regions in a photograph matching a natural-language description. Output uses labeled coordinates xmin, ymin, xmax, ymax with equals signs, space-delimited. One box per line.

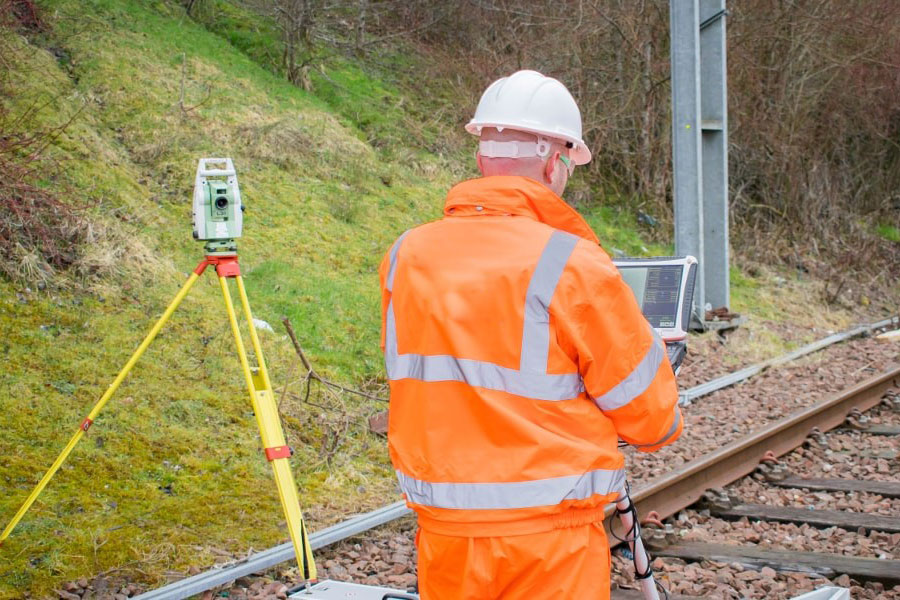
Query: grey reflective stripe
xmin=385 ymin=330 xmax=583 ymax=401
xmin=386 ymin=230 xmax=411 ymax=292
xmin=396 ymin=467 xmax=625 ymax=510
xmin=633 ymin=406 xmax=682 ymax=450
xmin=592 ymin=326 xmax=665 ymax=412
xmin=519 ymin=231 xmax=579 ymax=372
xmin=384 ymin=299 xmax=399 ymax=364
xmin=384 ymin=230 xmax=585 ymax=401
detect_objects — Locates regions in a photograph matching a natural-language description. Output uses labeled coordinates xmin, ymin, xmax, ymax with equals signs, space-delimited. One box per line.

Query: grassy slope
xmin=0 ymin=1 xmax=444 ymax=595
xmin=1 ymin=1 xmax=894 ymax=597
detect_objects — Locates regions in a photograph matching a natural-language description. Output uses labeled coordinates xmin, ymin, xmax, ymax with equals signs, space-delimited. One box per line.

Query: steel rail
xmin=679 ymin=316 xmax=899 ymax=405
xmin=133 ymin=502 xmax=411 ymax=600
xmin=621 ymin=363 xmax=900 ymax=527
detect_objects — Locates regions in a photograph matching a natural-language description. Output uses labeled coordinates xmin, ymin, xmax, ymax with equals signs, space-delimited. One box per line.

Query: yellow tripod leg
xmin=219 ymin=275 xmax=317 ymax=581
xmin=1 ymin=269 xmax=203 ymax=545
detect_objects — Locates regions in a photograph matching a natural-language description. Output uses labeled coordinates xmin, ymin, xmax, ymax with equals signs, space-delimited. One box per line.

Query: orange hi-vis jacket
xmin=379 ymin=175 xmax=682 ymax=537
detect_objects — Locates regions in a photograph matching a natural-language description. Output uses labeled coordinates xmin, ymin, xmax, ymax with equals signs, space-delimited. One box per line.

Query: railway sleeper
xmin=847 ymin=424 xmax=900 ymax=436
xmin=646 ymin=541 xmax=900 ymax=586
xmin=771 ymin=477 xmax=900 ymax=499
xmin=707 ymin=503 xmax=900 ymax=534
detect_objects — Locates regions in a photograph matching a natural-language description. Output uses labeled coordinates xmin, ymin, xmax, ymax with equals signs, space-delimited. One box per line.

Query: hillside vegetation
xmin=0 ymin=1 xmax=896 ymax=598
xmin=0 ymin=0 xmax=445 ymax=595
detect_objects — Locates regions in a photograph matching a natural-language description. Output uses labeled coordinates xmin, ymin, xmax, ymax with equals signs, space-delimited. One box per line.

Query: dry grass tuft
xmin=0 ymin=129 xmax=91 ymax=286
xmin=1 ymin=0 xmax=46 ymax=32
xmin=75 ymin=226 xmax=163 ymax=283
xmin=236 ymin=113 xmax=373 ymax=172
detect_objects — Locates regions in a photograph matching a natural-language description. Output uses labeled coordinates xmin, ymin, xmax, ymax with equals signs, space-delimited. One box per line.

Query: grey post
xmin=699 ymin=0 xmax=729 ymax=311
xmin=670 ymin=0 xmax=705 ymax=323
xmin=670 ymin=0 xmax=729 ymax=325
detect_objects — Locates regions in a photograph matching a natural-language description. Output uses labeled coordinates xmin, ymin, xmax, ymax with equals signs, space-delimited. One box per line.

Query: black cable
xmin=605 ymin=505 xmax=635 ymax=544
xmin=607 ymin=482 xmax=671 ymax=599
xmin=699 ymin=8 xmax=728 ymax=30
xmin=657 ymin=580 xmax=671 ymax=600
xmin=621 ymin=502 xmax=653 ymax=580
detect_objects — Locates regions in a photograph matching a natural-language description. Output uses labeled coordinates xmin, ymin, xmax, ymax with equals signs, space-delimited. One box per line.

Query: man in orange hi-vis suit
xmin=379 ymin=70 xmax=682 ymax=600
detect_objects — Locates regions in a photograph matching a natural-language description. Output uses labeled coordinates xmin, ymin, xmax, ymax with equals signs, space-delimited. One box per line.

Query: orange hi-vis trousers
xmin=416 ymin=522 xmax=611 ymax=600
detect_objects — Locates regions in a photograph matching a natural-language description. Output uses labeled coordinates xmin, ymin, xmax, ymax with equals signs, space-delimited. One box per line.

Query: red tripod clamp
xmin=193 ymin=255 xmax=241 ymax=278
xmin=265 ymin=445 xmax=293 ymax=461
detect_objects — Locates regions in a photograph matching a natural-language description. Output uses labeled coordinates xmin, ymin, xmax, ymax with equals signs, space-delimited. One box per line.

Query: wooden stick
xmin=281 ymin=317 xmax=387 ymax=403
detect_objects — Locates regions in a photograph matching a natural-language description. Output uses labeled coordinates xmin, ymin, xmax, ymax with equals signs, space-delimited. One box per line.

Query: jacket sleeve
xmin=554 ymin=242 xmax=682 ymax=453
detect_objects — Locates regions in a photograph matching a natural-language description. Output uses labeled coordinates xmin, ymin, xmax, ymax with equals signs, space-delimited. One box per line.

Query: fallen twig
xmin=281 ymin=317 xmax=387 ymax=403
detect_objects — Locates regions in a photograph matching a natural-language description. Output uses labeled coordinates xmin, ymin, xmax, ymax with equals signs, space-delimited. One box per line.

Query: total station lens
xmin=215 ymin=196 xmax=228 ymax=209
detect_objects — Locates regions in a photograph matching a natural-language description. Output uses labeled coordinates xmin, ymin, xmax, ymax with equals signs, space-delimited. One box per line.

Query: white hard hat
xmin=466 ymin=70 xmax=591 ymax=165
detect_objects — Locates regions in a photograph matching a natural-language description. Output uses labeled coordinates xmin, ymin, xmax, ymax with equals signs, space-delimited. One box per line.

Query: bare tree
xmin=272 ymin=0 xmax=321 ymax=89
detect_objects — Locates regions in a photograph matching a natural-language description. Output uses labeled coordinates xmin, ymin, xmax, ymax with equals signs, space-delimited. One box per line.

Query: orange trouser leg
xmin=417 ymin=522 xmax=611 ymax=600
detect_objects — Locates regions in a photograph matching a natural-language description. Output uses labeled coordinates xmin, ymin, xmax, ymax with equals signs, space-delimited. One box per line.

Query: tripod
xmin=0 ymin=253 xmax=317 ymax=582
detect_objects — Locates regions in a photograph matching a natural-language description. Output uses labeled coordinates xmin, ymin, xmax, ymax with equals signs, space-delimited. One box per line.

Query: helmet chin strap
xmin=479 ymin=136 xmax=552 ymax=159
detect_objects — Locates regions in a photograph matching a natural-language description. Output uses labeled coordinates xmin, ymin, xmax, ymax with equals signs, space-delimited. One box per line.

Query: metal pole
xmin=699 ymin=0 xmax=729 ymax=310
xmin=670 ymin=0 xmax=705 ymax=324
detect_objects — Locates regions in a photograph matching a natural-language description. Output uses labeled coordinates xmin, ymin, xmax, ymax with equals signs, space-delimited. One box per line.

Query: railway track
xmin=619 ymin=364 xmax=899 ymax=527
xmin=615 ymin=367 xmax=900 ymax=598
xmin=122 ymin=341 xmax=898 ymax=600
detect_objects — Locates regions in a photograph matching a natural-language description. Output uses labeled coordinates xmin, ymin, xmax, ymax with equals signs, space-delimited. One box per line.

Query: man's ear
xmin=543 ymin=151 xmax=560 ymax=183
xmin=476 ymin=152 xmax=486 ymax=175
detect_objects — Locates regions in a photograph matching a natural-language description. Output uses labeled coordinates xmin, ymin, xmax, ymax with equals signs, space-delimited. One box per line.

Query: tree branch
xmin=282 ymin=317 xmax=387 ymax=403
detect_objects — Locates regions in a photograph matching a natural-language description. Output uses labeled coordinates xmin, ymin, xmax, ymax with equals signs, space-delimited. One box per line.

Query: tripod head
xmin=192 ymin=158 xmax=243 ymax=255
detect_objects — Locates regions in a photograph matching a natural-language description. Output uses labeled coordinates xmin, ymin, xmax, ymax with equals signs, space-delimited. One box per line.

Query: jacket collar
xmin=444 ymin=176 xmax=600 ymax=244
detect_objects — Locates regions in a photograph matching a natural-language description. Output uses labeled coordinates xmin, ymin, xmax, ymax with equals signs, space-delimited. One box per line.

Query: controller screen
xmin=618 ymin=265 xmax=684 ymax=329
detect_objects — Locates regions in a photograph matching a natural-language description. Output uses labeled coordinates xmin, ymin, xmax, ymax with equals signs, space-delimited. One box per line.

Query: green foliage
xmin=876 ymin=223 xmax=900 ymax=243
xmin=199 ymin=1 xmax=283 ymax=68
xmin=580 ymin=203 xmax=669 ymax=257
xmin=729 ymin=264 xmax=765 ymax=316
xmin=0 ymin=1 xmax=419 ymax=595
